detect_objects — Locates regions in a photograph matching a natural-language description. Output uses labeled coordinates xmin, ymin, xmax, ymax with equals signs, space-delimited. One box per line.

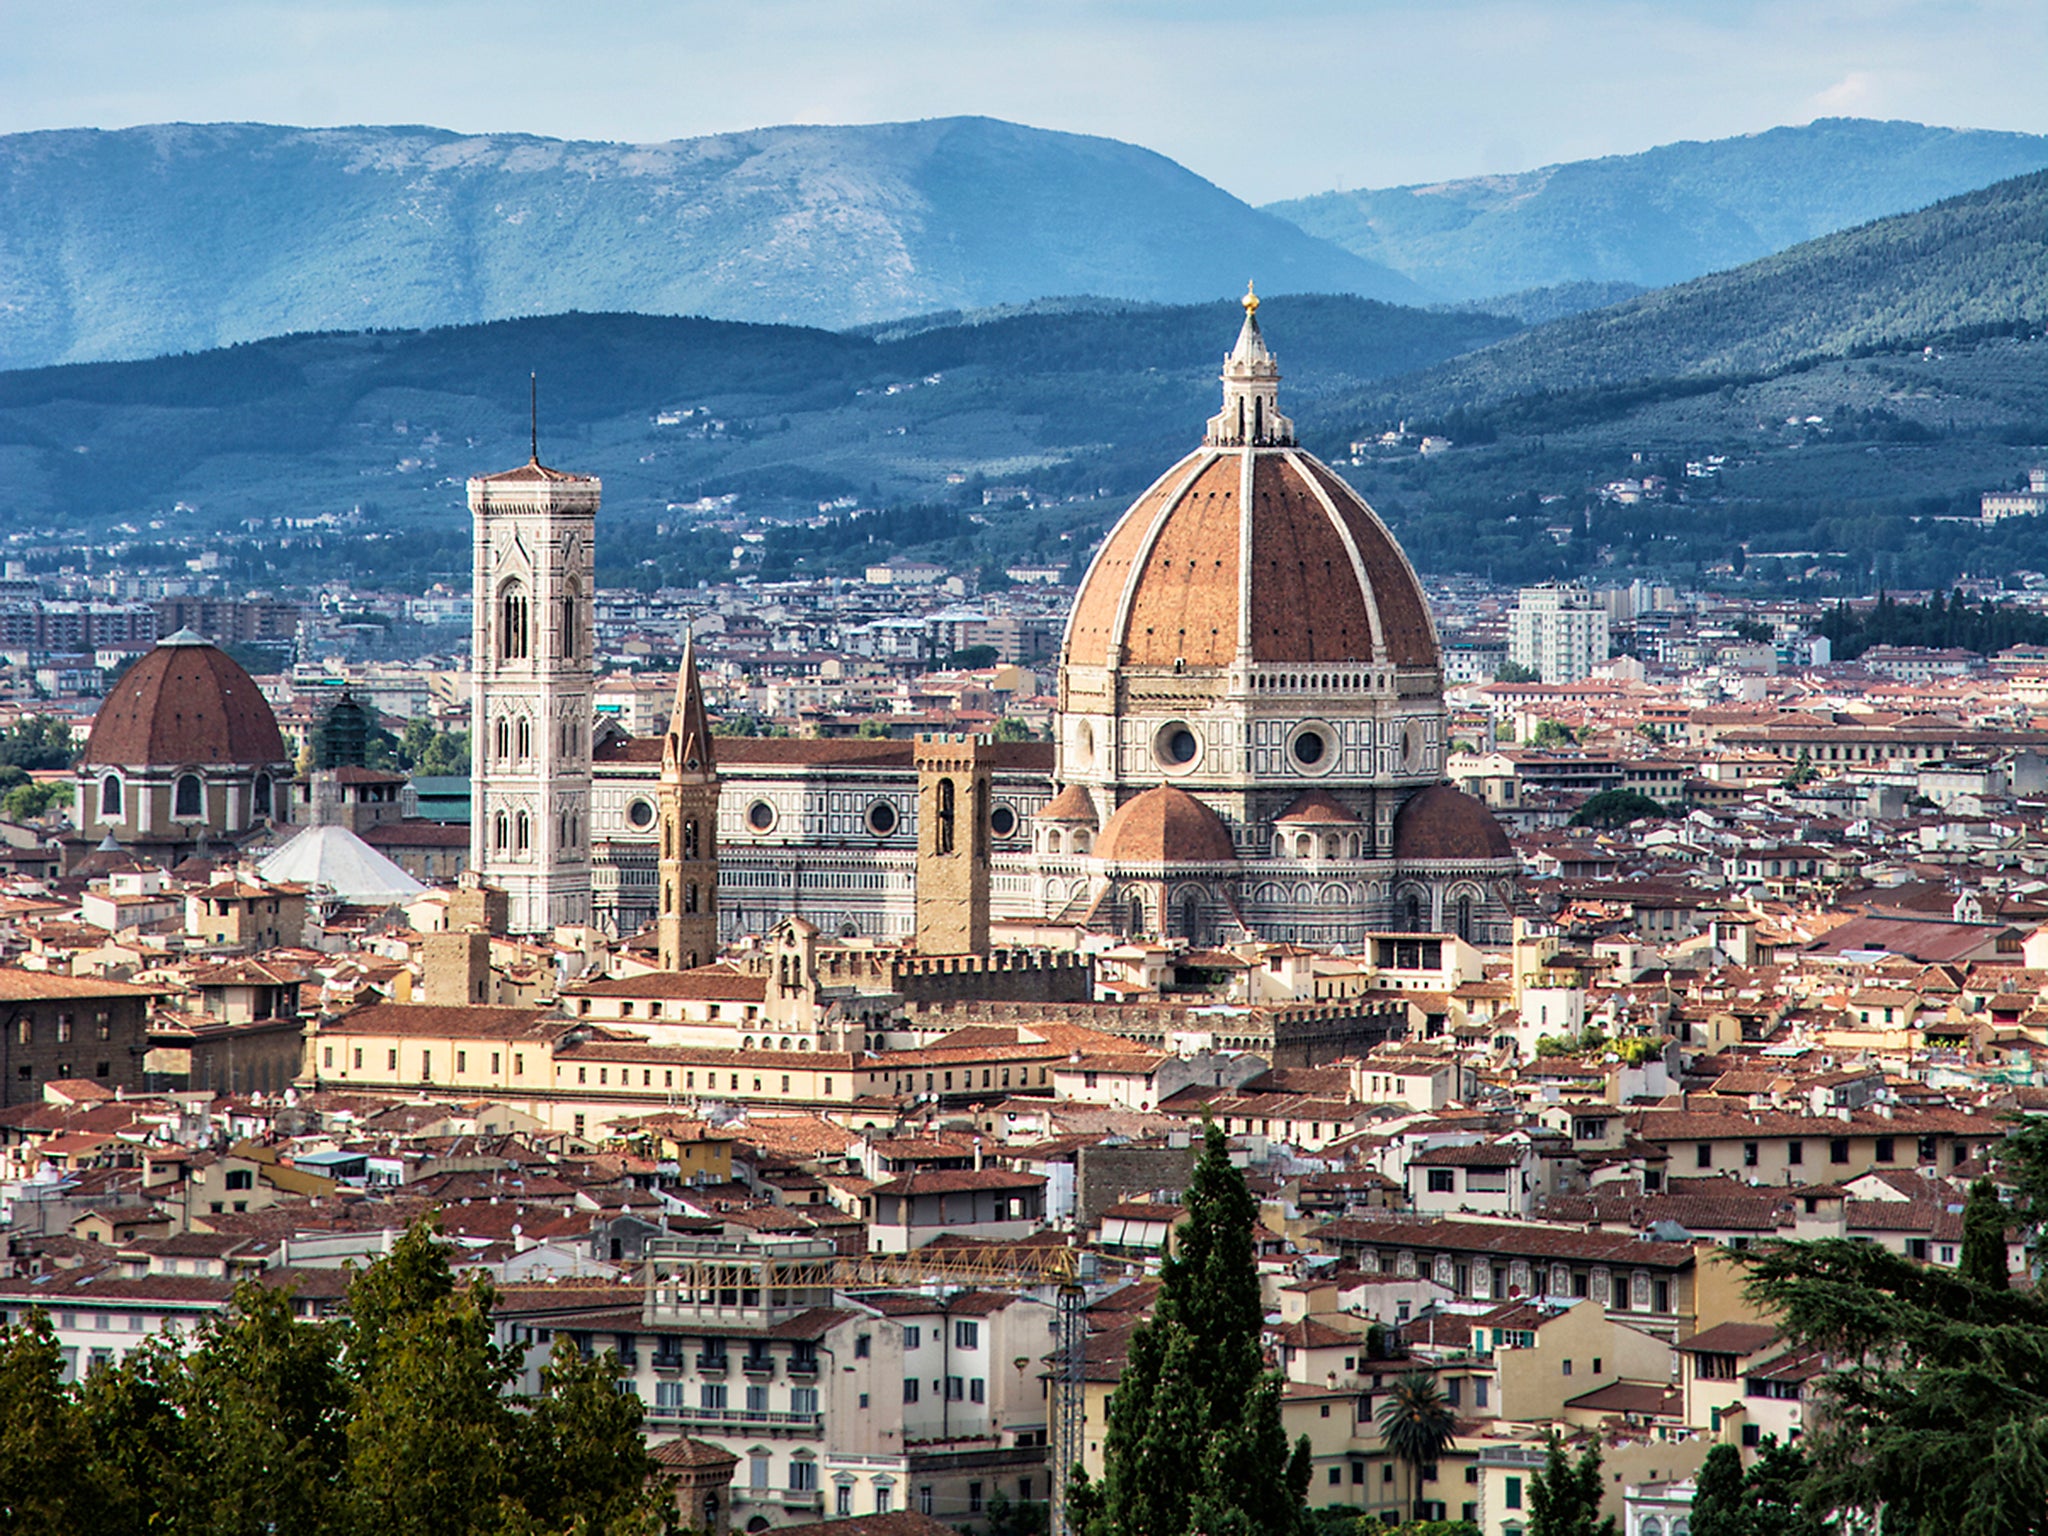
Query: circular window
xmin=626 ymin=798 xmax=656 ymax=830
xmin=1155 ymin=722 xmax=1200 ymax=769
xmin=747 ymin=800 xmax=776 ymax=832
xmin=1291 ymin=730 xmax=1326 ymax=766
xmin=865 ymin=800 xmax=898 ymax=836
xmin=1402 ymin=723 xmax=1421 ymax=767
xmin=990 ymin=804 xmax=1018 ymax=838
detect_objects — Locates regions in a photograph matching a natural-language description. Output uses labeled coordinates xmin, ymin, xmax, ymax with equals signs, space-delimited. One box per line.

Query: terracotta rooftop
xmin=1275 ymin=790 xmax=1363 ymax=825
xmin=1038 ymin=783 xmax=1100 ymax=824
xmin=1095 ymin=785 xmax=1237 ymax=865
xmin=80 ymin=634 xmax=286 ymax=769
xmin=1392 ymin=784 xmax=1513 ymax=862
xmin=1064 ymin=443 xmax=1438 ymax=671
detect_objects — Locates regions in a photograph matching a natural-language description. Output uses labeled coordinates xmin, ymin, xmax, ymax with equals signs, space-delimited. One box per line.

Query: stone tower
xmin=914 ymin=734 xmax=992 ymax=954
xmin=468 ymin=446 xmax=598 ymax=935
xmin=657 ymin=630 xmax=720 ymax=970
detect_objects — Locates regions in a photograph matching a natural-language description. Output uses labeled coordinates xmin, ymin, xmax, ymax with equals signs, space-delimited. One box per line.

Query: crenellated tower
xmin=468 ymin=440 xmax=597 ymax=935
xmin=657 ymin=629 xmax=720 ymax=969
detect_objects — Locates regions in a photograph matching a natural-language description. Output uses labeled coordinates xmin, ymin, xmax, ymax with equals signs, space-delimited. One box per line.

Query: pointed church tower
xmin=657 ymin=630 xmax=720 ymax=970
xmin=1205 ymin=281 xmax=1295 ymax=448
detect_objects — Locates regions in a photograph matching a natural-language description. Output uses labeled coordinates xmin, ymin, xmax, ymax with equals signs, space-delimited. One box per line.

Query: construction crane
xmin=643 ymin=1236 xmax=1112 ymax=1536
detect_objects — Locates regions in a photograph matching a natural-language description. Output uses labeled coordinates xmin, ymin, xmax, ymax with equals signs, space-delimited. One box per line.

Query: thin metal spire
xmin=530 ymin=372 xmax=539 ymax=462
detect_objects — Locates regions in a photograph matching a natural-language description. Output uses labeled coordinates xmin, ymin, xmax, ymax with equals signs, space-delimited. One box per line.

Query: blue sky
xmin=8 ymin=0 xmax=2046 ymax=200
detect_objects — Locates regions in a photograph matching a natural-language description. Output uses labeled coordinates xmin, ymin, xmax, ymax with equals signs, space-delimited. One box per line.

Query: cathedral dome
xmin=1392 ymin=784 xmax=1513 ymax=862
xmin=81 ymin=631 xmax=286 ymax=770
xmin=1063 ymin=295 xmax=1438 ymax=677
xmin=1095 ymin=785 xmax=1238 ymax=865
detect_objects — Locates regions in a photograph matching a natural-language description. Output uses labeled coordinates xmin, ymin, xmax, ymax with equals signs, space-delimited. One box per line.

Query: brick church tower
xmin=914 ymin=734 xmax=993 ymax=954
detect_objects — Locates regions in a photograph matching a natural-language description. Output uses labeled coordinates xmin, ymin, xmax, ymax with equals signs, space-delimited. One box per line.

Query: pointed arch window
xmin=499 ymin=581 xmax=529 ymax=662
xmin=99 ymin=775 xmax=123 ymax=819
xmin=684 ymin=881 xmax=700 ymax=913
xmin=174 ymin=773 xmax=203 ymax=818
xmin=495 ymin=717 xmax=511 ymax=762
xmin=515 ymin=810 xmax=531 ymax=853
xmin=494 ymin=811 xmax=510 ymax=851
xmin=1457 ymin=895 xmax=1474 ymax=942
xmin=1405 ymin=893 xmax=1422 ymax=933
xmin=683 ymin=818 xmax=700 ymax=860
xmin=516 ymin=717 xmax=532 ymax=759
xmin=559 ymin=583 xmax=579 ymax=660
xmin=935 ymin=778 xmax=956 ymax=855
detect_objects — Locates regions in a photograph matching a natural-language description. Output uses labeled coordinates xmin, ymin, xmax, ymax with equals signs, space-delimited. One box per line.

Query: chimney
xmin=973 ymin=1137 xmax=984 ymax=1172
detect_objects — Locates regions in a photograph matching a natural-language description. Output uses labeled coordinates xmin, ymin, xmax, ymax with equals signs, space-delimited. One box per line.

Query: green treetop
xmin=1526 ymin=1433 xmax=1614 ymax=1536
xmin=1072 ymin=1121 xmax=1312 ymax=1536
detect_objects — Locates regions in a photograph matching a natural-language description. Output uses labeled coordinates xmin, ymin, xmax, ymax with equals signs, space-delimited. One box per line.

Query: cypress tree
xmin=1689 ymin=1443 xmax=1748 ymax=1536
xmin=1079 ymin=1122 xmax=1311 ymax=1536
xmin=1527 ymin=1432 xmax=1615 ymax=1536
xmin=1961 ymin=1177 xmax=2010 ymax=1290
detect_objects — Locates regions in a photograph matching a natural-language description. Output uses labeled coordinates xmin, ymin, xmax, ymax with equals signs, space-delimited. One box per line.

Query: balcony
xmin=696 ymin=1353 xmax=731 ymax=1374
xmin=742 ymin=1354 xmax=776 ymax=1377
xmin=652 ymin=1351 xmax=687 ymax=1372
xmin=787 ymin=1356 xmax=819 ymax=1378
xmin=646 ymin=1402 xmax=823 ymax=1435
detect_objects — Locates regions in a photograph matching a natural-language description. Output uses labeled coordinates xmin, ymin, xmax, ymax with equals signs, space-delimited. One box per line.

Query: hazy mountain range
xmin=0 ymin=117 xmax=1415 ymax=371
xmin=6 ymin=115 xmax=2048 ymax=373
xmin=1268 ymin=118 xmax=2048 ymax=302
xmin=1322 ymin=166 xmax=2048 ymax=418
xmin=7 ymin=159 xmax=2048 ymax=593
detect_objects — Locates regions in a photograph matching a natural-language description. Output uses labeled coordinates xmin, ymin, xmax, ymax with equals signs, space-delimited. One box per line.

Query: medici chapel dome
xmin=81 ymin=629 xmax=286 ymax=769
xmin=1064 ymin=289 xmax=1438 ymax=677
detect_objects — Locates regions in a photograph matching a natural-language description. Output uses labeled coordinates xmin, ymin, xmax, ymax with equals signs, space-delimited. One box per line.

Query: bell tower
xmin=914 ymin=733 xmax=992 ymax=954
xmin=658 ymin=630 xmax=720 ymax=970
xmin=468 ymin=415 xmax=597 ymax=936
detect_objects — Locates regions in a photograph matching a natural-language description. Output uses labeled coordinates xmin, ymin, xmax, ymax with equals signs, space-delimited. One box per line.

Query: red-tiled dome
xmin=1273 ymin=789 xmax=1362 ymax=824
xmin=1038 ymin=784 xmax=1100 ymax=825
xmin=81 ymin=631 xmax=286 ymax=769
xmin=1063 ymin=297 xmax=1440 ymax=688
xmin=1392 ymin=785 xmax=1512 ymax=862
xmin=1064 ymin=450 xmax=1438 ymax=673
xmin=1095 ymin=786 xmax=1238 ymax=864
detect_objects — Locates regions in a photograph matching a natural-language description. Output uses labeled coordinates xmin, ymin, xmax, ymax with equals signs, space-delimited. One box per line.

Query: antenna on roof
xmin=530 ymin=373 xmax=539 ymax=463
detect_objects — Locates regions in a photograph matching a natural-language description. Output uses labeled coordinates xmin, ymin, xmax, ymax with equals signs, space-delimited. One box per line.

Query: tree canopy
xmin=1525 ymin=1433 xmax=1614 ymax=1536
xmin=1737 ymin=1114 xmax=2048 ymax=1536
xmin=1071 ymin=1121 xmax=1312 ymax=1536
xmin=0 ymin=1217 xmax=664 ymax=1536
xmin=1567 ymin=789 xmax=1670 ymax=828
xmin=1376 ymin=1371 xmax=1458 ymax=1520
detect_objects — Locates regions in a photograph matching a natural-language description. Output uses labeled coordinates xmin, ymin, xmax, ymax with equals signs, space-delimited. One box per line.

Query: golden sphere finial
xmin=1243 ymin=279 xmax=1259 ymax=315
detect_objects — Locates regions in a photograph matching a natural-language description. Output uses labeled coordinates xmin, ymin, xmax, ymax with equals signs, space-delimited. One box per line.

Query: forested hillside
xmin=0 ymin=294 xmax=1515 ymax=589
xmin=1337 ymin=168 xmax=2048 ymax=419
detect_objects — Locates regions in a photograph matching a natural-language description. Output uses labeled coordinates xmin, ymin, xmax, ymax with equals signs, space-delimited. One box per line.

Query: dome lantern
xmin=1206 ymin=280 xmax=1294 ymax=448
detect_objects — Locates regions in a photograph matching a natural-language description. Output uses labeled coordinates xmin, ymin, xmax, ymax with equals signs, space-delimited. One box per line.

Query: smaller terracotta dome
xmin=1038 ymin=784 xmax=1100 ymax=825
xmin=1274 ymin=789 xmax=1361 ymax=824
xmin=1392 ymin=784 xmax=1513 ymax=862
xmin=1095 ymin=785 xmax=1238 ymax=864
xmin=81 ymin=631 xmax=286 ymax=769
